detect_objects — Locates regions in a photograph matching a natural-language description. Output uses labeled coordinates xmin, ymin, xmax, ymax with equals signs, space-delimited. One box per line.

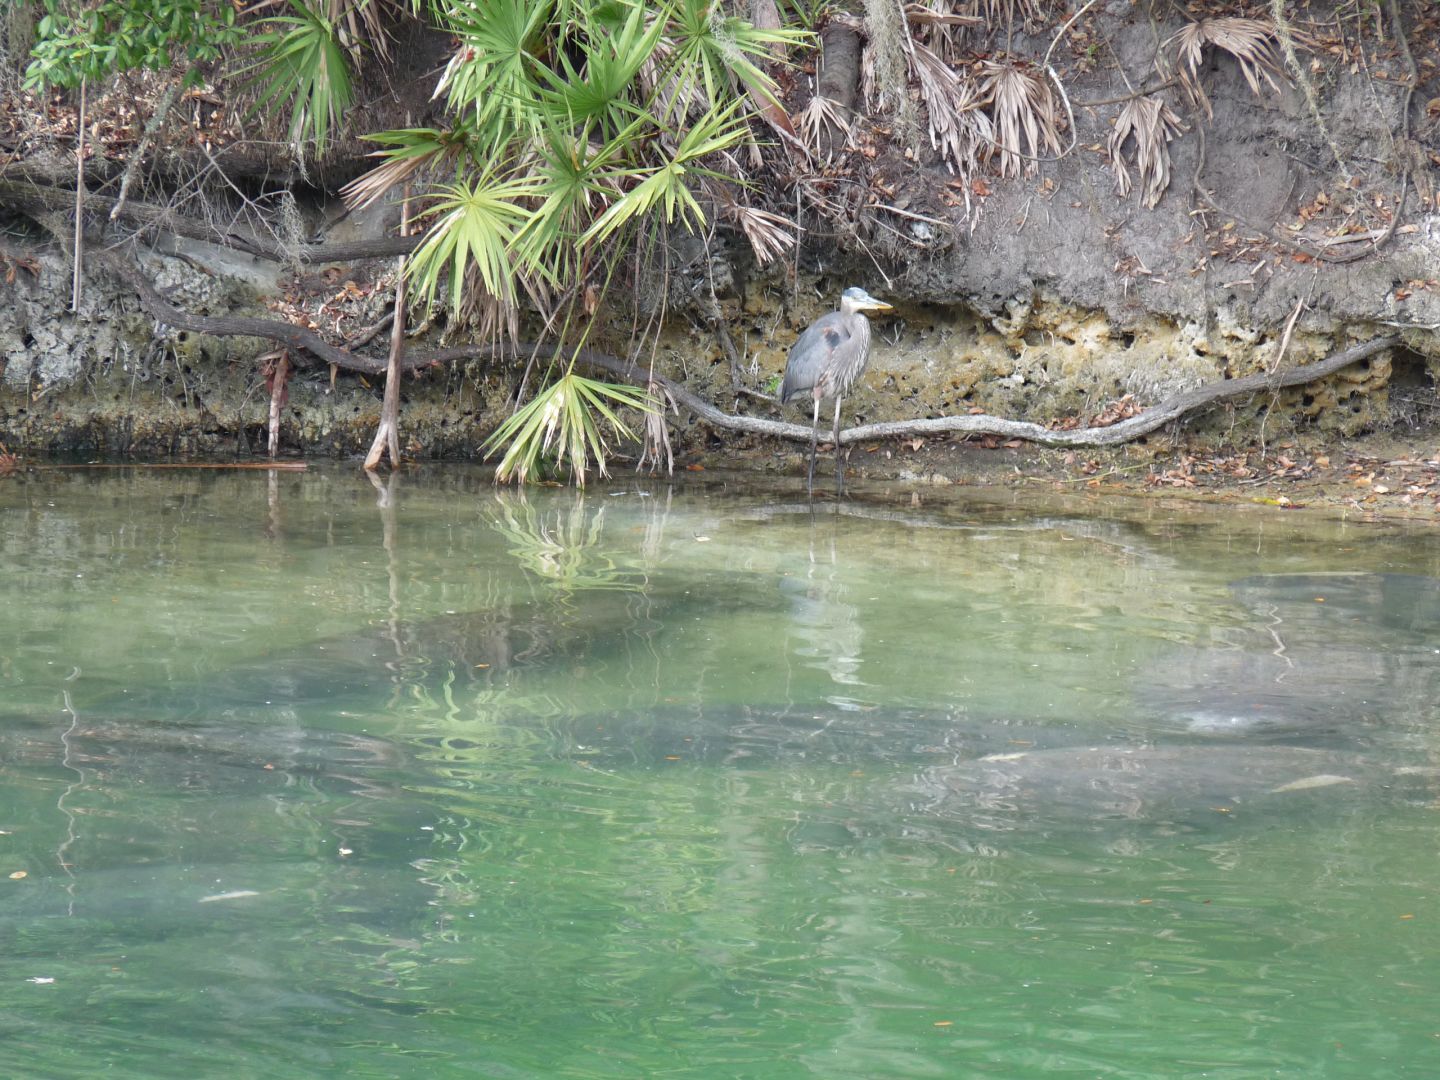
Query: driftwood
xmin=36 ymin=462 xmax=308 ymax=470
xmin=104 ymin=251 xmax=1401 ymax=452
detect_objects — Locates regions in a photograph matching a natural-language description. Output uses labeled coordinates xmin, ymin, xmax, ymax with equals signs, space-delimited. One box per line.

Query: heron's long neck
xmin=852 ymin=312 xmax=871 ymax=351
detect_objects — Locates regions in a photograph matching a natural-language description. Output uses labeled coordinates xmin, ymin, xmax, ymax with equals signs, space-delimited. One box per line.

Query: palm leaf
xmin=407 ymin=174 xmax=540 ymax=313
xmin=1167 ymin=18 xmax=1287 ymax=119
xmin=340 ymin=126 xmax=479 ymax=211
xmin=248 ymin=0 xmax=354 ymax=148
xmin=662 ymin=0 xmax=808 ymax=119
xmin=484 ymin=371 xmax=654 ymax=486
xmin=434 ymin=0 xmax=552 ymax=141
xmin=1108 ymin=95 xmax=1185 ymax=209
xmin=581 ymin=102 xmax=749 ymax=248
xmin=910 ymin=40 xmax=991 ymax=185
xmin=535 ymin=1 xmax=662 ymax=141
xmin=796 ymin=94 xmax=855 ymax=162
xmin=979 ymin=60 xmax=1062 ymax=179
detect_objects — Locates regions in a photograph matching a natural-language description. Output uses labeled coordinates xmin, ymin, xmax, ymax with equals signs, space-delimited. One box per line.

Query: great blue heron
xmin=780 ymin=286 xmax=893 ymax=494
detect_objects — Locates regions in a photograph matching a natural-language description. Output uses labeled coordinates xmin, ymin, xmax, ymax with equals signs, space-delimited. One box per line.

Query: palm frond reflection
xmin=485 ymin=490 xmax=654 ymax=593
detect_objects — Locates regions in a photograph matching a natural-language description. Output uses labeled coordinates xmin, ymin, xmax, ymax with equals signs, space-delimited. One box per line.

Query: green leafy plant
xmin=28 ymin=0 xmax=813 ymax=486
xmin=336 ymin=0 xmax=807 ymax=485
xmin=407 ymin=173 xmax=541 ymax=312
xmin=24 ymin=0 xmax=240 ymax=89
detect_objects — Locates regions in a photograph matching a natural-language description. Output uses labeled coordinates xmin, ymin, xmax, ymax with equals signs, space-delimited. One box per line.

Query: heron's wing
xmin=781 ymin=313 xmax=856 ymax=403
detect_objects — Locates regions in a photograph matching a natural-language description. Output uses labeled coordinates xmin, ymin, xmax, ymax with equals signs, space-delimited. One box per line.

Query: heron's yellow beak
xmin=866 ymin=301 xmax=893 ymax=312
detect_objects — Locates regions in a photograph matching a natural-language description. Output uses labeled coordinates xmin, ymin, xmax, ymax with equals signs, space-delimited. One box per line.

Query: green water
xmin=1 ymin=467 xmax=1438 ymax=1079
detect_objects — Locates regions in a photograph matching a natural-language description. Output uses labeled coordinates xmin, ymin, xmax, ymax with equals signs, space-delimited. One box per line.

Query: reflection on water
xmin=1 ymin=468 xmax=1439 ymax=1078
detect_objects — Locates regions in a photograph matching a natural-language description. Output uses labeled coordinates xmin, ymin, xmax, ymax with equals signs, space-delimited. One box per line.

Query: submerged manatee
xmin=918 ymin=745 xmax=1434 ymax=833
xmin=491 ymin=703 xmax=1084 ymax=770
xmin=0 ymin=712 xmax=402 ymax=796
xmin=1143 ymin=573 xmax=1440 ymax=744
xmin=105 ymin=580 xmax=785 ymax=720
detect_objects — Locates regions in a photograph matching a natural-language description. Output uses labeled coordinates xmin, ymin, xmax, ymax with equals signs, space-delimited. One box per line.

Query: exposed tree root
xmin=105 ymin=250 xmax=1401 ymax=453
xmin=363 ymin=194 xmax=411 ymax=472
xmin=1190 ymin=0 xmax=1416 ymax=267
xmin=572 ymin=336 xmax=1402 ymax=450
xmin=1 ymin=179 xmax=418 ymax=265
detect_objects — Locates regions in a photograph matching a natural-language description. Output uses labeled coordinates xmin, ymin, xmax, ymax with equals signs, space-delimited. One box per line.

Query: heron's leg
xmin=806 ymin=395 xmax=820 ymax=496
xmin=832 ymin=396 xmax=845 ymax=494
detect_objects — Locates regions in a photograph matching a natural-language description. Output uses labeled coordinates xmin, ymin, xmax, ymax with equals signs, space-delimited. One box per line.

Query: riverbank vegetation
xmin=1 ymin=2 xmax=1435 ymax=483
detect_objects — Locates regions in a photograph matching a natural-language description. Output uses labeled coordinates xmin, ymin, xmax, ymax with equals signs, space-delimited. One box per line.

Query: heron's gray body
xmin=782 ymin=287 xmax=891 ymax=494
xmin=780 ymin=307 xmax=873 ymax=405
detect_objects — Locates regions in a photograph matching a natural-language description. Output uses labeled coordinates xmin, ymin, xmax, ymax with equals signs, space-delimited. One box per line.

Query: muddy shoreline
xmin=6 ymin=426 xmax=1438 ymax=524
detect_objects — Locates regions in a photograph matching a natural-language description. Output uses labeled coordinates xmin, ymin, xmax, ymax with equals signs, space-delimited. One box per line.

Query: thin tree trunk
xmin=70 ymin=80 xmax=86 ymax=313
xmin=364 ymin=193 xmax=411 ymax=472
xmin=267 ymin=352 xmax=288 ymax=458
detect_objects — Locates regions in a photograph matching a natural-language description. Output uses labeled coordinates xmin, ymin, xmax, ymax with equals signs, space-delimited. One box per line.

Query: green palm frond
xmin=581 ymin=102 xmax=750 ymax=248
xmin=483 ymin=372 xmax=655 ymax=487
xmin=434 ymin=0 xmax=553 ymax=141
xmin=249 ymin=0 xmax=354 ymax=148
xmin=407 ymin=174 xmax=541 ymax=313
xmin=247 ymin=0 xmax=401 ymax=62
xmin=535 ymin=1 xmax=663 ymax=141
xmin=662 ymin=0 xmax=808 ymax=117
xmin=514 ymin=131 xmax=624 ymax=284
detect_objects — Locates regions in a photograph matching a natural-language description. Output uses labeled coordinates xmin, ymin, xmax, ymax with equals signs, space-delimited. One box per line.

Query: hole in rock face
xmin=1387 ymin=347 xmax=1438 ymax=429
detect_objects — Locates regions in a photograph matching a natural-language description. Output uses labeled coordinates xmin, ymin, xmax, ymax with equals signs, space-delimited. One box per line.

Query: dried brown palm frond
xmin=1167 ymin=18 xmax=1287 ymax=119
xmin=1108 ymin=95 xmax=1186 ymax=209
xmin=794 ymin=172 xmax=850 ymax=221
xmin=637 ymin=380 xmax=677 ymax=476
xmin=340 ymin=153 xmax=425 ymax=213
xmin=340 ymin=129 xmax=473 ymax=212
xmin=731 ymin=204 xmax=801 ymax=266
xmin=909 ymin=41 xmax=991 ymax=194
xmin=962 ymin=0 xmax=1045 ymax=39
xmin=978 ymin=60 xmax=1063 ymax=179
xmin=707 ymin=181 xmax=801 ymax=266
xmin=454 ymin=265 xmax=520 ymax=343
xmin=904 ymin=2 xmax=984 ymax=63
xmin=796 ymin=94 xmax=855 ymax=162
